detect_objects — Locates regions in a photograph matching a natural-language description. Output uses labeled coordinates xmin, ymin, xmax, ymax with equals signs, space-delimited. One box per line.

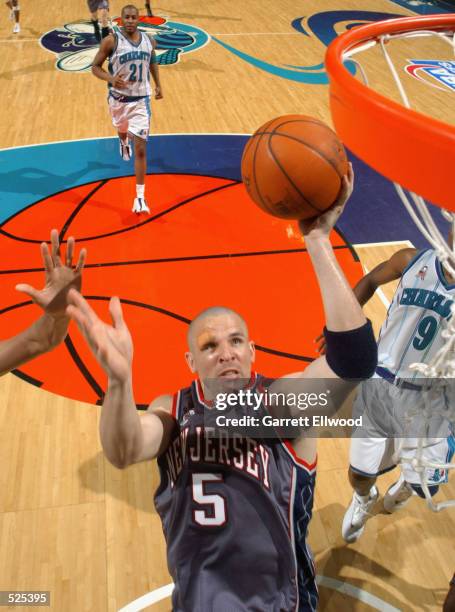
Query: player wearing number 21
xmin=341 ymin=230 xmax=455 ymax=543
xmin=67 ymin=167 xmax=378 ymax=612
xmin=92 ymin=4 xmax=163 ymax=215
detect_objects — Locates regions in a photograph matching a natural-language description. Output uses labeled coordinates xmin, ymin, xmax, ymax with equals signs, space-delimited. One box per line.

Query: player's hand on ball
xmin=67 ymin=290 xmax=134 ymax=384
xmin=154 ymin=86 xmax=163 ymax=100
xmin=111 ymin=75 xmax=129 ymax=89
xmin=299 ymin=163 xmax=354 ymax=237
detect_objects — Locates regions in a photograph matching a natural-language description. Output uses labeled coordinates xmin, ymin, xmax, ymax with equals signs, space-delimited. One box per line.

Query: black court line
xmin=64 ymin=334 xmax=105 ymax=400
xmin=0 ymin=172 xmax=241 ymax=232
xmin=0 ymin=243 xmax=354 ymax=275
xmin=59 ymin=180 xmax=110 ymax=243
xmin=12 ymin=369 xmax=43 ymax=387
xmin=0 ymin=179 xmax=239 ymax=244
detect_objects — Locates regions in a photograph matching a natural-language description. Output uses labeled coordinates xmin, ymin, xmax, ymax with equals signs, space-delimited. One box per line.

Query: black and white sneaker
xmin=132 ymin=198 xmax=150 ymax=214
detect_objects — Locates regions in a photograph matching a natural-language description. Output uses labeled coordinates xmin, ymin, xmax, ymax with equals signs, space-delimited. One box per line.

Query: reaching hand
xmin=299 ymin=163 xmax=354 ymax=238
xmin=15 ymin=229 xmax=86 ymax=319
xmin=67 ymin=290 xmax=134 ymax=384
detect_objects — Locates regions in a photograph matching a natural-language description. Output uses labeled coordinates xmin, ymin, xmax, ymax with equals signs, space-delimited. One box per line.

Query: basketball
xmin=241 ymin=115 xmax=348 ymax=220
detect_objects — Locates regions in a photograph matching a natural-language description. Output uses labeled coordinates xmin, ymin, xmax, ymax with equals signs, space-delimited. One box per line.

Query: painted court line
xmin=117 ymin=577 xmax=402 ymax=611
xmin=354 ymin=240 xmax=415 ymax=248
xmin=0 ymin=37 xmax=37 ymax=43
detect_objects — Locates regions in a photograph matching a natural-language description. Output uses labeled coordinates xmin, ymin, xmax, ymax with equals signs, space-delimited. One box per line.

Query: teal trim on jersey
xmin=436 ymin=257 xmax=455 ymax=291
xmin=401 ymin=248 xmax=430 ymax=277
xmin=118 ymin=28 xmax=143 ymax=49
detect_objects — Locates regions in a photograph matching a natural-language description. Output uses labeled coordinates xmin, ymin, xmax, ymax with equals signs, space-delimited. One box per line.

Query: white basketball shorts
xmin=349 ymin=378 xmax=454 ymax=485
xmin=108 ymin=94 xmax=151 ymax=140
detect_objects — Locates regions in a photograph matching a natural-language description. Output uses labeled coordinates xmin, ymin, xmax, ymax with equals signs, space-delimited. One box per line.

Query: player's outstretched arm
xmin=67 ymin=290 xmax=175 ymax=468
xmin=0 ymin=229 xmax=86 ymax=376
xmin=274 ymin=164 xmax=377 ymax=389
xmin=299 ymin=164 xmax=376 ymax=381
xmin=354 ymin=247 xmax=417 ymax=306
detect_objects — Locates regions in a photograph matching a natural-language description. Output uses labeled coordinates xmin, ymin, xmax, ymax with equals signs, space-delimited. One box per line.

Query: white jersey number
xmin=192 ymin=473 xmax=226 ymax=526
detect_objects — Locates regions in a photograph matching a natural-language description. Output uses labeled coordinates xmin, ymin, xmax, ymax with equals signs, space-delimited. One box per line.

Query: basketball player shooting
xmin=67 ymin=165 xmax=377 ymax=611
xmin=0 ymin=230 xmax=86 ymax=376
xmin=91 ymin=4 xmax=163 ymax=214
xmin=341 ymin=231 xmax=455 ymax=543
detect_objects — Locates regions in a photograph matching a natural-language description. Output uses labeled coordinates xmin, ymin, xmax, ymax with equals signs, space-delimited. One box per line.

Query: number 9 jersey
xmin=376 ymin=249 xmax=455 ymax=379
xmin=108 ymin=29 xmax=155 ymax=98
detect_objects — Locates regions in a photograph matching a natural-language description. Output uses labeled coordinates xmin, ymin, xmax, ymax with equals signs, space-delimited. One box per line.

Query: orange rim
xmin=325 ymin=14 xmax=455 ymax=211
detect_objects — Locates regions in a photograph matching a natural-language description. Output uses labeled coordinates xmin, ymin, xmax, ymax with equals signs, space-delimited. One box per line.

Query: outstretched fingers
xmin=66 ymin=236 xmax=75 ymax=268
xmin=41 ymin=241 xmax=54 ymax=275
xmin=75 ymin=247 xmax=87 ymax=274
xmin=50 ymin=229 xmax=62 ymax=267
xmin=109 ymin=296 xmax=125 ymax=329
xmin=15 ymin=283 xmax=39 ymax=302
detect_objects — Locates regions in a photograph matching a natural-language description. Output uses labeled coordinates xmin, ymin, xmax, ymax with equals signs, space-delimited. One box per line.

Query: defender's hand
xmin=15 ymin=229 xmax=86 ymax=320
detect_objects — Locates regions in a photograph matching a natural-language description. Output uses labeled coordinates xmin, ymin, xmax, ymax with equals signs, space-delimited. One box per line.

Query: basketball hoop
xmin=326 ymin=14 xmax=455 ymax=511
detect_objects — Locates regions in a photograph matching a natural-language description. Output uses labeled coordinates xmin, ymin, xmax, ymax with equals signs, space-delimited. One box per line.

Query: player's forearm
xmin=0 ymin=313 xmax=69 ymax=375
xmin=100 ymin=378 xmax=144 ymax=469
xmin=305 ymin=235 xmax=366 ymax=331
xmin=150 ymin=63 xmax=161 ymax=87
xmin=353 ymin=276 xmax=377 ymax=307
xmin=92 ymin=65 xmax=113 ymax=83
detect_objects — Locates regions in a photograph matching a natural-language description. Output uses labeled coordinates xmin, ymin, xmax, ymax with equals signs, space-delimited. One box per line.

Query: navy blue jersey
xmin=154 ymin=373 xmax=317 ymax=611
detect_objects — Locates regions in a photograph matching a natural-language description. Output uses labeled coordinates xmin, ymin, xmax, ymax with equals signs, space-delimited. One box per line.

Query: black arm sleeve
xmin=323 ymin=319 xmax=377 ymax=380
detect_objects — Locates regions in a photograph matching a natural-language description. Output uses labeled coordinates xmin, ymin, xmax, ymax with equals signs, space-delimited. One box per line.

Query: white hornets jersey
xmin=108 ymin=29 xmax=154 ymax=98
xmin=377 ymin=250 xmax=455 ymax=379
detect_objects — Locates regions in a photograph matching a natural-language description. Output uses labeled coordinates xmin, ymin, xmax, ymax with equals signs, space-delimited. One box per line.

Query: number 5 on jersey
xmin=192 ymin=473 xmax=227 ymax=526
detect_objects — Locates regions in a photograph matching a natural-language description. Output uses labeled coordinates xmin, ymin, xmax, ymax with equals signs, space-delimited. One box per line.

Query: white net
xmin=343 ymin=24 xmax=455 ymax=510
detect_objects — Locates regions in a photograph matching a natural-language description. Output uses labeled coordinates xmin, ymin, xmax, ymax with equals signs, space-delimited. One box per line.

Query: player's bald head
xmin=187 ymin=306 xmax=249 ymax=351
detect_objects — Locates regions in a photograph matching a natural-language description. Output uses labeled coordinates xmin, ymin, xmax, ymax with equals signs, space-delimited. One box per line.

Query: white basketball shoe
xmin=342 ymin=486 xmax=379 ymax=543
xmin=119 ymin=138 xmax=132 ymax=161
xmin=132 ymin=198 xmax=150 ymax=214
xmin=13 ymin=22 xmax=20 ymax=33
xmin=383 ymin=474 xmax=414 ymax=513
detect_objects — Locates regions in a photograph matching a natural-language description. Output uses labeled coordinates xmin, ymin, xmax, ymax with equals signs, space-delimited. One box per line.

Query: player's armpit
xmin=133 ymin=395 xmax=176 ymax=462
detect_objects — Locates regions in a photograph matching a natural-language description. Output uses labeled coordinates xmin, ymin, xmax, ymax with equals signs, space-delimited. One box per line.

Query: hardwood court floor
xmin=0 ymin=1 xmax=454 ymax=610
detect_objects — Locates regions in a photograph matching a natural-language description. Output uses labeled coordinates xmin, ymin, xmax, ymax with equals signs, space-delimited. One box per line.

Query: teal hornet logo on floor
xmin=40 ymin=15 xmax=210 ymax=72
xmin=213 ymin=10 xmax=403 ymax=84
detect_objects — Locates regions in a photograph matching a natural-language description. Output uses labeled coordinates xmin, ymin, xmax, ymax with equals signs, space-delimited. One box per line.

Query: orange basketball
xmin=241 ymin=115 xmax=348 ymax=220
